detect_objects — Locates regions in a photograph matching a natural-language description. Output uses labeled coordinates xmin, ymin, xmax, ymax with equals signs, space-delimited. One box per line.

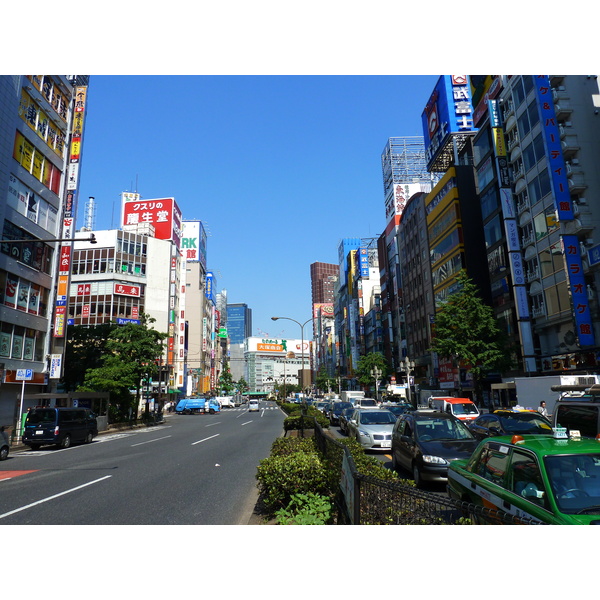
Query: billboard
xmin=182 ymin=220 xmax=208 ymax=269
xmin=122 ymin=197 xmax=182 ymax=247
xmin=421 ymin=76 xmax=477 ymax=172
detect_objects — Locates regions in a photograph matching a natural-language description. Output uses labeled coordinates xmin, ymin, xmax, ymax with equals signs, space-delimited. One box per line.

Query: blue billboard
xmin=421 ymin=75 xmax=477 ymax=171
xmin=534 ymin=75 xmax=574 ymax=222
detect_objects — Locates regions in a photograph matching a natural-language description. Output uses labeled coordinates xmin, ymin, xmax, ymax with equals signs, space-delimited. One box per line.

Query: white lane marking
xmin=204 ymin=421 xmax=221 ymax=427
xmin=0 ymin=475 xmax=112 ymax=520
xmin=130 ymin=435 xmax=172 ymax=447
xmin=191 ymin=434 xmax=220 ymax=445
xmin=241 ymin=421 xmax=253 ymax=426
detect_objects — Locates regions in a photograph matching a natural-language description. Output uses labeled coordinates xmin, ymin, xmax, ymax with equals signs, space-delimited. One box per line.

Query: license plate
xmin=36 ymin=430 xmax=44 ymax=435
xmin=380 ymin=441 xmax=391 ymax=448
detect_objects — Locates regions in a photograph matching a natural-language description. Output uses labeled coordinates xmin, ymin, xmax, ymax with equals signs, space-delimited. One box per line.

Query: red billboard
xmin=122 ymin=197 xmax=182 ymax=247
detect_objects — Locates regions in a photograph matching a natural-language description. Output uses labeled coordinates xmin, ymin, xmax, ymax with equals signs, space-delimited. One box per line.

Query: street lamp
xmin=0 ymin=234 xmax=97 ymax=244
xmin=400 ymin=357 xmax=415 ymax=407
xmin=271 ymin=316 xmax=312 ymax=393
xmin=370 ymin=366 xmax=383 ymax=403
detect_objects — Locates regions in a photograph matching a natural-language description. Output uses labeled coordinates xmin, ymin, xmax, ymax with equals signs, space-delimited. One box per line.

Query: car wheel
xmin=413 ymin=463 xmax=423 ymax=488
xmin=85 ymin=432 xmax=94 ymax=444
xmin=0 ymin=446 xmax=8 ymax=461
xmin=209 ymin=409 xmax=215 ymax=414
xmin=60 ymin=434 xmax=71 ymax=449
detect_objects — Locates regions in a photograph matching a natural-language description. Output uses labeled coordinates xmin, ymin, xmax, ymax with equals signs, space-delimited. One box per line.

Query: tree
xmin=218 ymin=362 xmax=235 ymax=394
xmin=236 ymin=377 xmax=249 ymax=394
xmin=79 ymin=313 xmax=167 ymax=420
xmin=63 ymin=323 xmax=115 ymax=391
xmin=355 ymin=352 xmax=388 ymax=392
xmin=429 ymin=270 xmax=515 ymax=403
xmin=315 ymin=365 xmax=336 ymax=394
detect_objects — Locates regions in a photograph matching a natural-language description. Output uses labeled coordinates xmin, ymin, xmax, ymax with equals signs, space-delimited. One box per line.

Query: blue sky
xmin=77 ymin=75 xmax=440 ymax=338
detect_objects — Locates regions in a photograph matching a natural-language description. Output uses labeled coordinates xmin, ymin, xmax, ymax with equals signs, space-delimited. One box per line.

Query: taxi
xmin=447 ymin=428 xmax=600 ymax=524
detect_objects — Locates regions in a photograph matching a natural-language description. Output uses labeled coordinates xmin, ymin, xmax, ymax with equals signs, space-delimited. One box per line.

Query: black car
xmin=468 ymin=410 xmax=554 ymax=441
xmin=338 ymin=407 xmax=356 ymax=436
xmin=327 ymin=401 xmax=354 ymax=425
xmin=391 ymin=410 xmax=479 ymax=487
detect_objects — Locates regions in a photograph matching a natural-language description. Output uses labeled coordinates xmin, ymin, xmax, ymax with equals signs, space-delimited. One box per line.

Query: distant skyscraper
xmin=227 ymin=303 xmax=252 ymax=344
xmin=310 ymin=262 xmax=338 ymax=304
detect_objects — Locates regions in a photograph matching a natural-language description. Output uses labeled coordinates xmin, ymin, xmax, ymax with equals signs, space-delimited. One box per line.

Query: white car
xmin=248 ymin=400 xmax=260 ymax=412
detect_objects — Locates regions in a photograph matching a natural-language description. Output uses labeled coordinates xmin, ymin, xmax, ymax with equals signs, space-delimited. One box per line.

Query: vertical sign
xmin=534 ymin=75 xmax=574 ymax=221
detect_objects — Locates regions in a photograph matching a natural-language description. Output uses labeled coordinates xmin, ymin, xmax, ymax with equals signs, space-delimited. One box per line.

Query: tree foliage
xmin=218 ymin=362 xmax=235 ymax=394
xmin=76 ymin=313 xmax=167 ymax=420
xmin=355 ymin=352 xmax=388 ymax=388
xmin=429 ymin=270 xmax=515 ymax=399
xmin=315 ymin=365 xmax=336 ymax=393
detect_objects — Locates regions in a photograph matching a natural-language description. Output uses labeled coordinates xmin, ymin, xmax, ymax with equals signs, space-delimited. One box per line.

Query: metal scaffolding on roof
xmin=381 ymin=136 xmax=437 ymax=198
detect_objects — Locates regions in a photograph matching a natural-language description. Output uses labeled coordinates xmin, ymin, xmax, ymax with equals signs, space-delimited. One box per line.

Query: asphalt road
xmin=0 ymin=400 xmax=285 ymax=525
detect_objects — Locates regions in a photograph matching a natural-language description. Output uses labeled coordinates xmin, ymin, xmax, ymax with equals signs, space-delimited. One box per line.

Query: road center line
xmin=241 ymin=421 xmax=253 ymax=426
xmin=204 ymin=421 xmax=221 ymax=427
xmin=131 ymin=435 xmax=172 ymax=447
xmin=191 ymin=434 xmax=220 ymax=445
xmin=0 ymin=475 xmax=112 ymax=520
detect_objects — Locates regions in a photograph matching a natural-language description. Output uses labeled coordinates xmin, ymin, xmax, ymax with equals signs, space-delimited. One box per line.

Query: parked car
xmin=391 ymin=410 xmax=479 ymax=487
xmin=347 ymin=409 xmax=397 ymax=451
xmin=0 ymin=425 xmax=9 ymax=460
xmin=22 ymin=407 xmax=98 ymax=450
xmin=447 ymin=430 xmax=600 ymax=524
xmin=468 ymin=410 xmax=553 ymax=440
xmin=381 ymin=403 xmax=413 ymax=419
xmin=315 ymin=401 xmax=330 ymax=415
xmin=327 ymin=401 xmax=353 ymax=425
xmin=339 ymin=407 xmax=355 ymax=436
xmin=248 ymin=400 xmax=260 ymax=412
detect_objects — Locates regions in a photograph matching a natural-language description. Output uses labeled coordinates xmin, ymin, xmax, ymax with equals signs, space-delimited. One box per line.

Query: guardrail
xmin=312 ymin=419 xmax=543 ymax=525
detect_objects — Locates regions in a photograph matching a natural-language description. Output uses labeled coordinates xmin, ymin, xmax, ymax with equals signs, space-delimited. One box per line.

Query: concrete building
xmin=0 ymin=75 xmax=88 ymax=428
xmin=244 ymin=336 xmax=308 ymax=394
xmin=310 ymin=262 xmax=338 ymax=378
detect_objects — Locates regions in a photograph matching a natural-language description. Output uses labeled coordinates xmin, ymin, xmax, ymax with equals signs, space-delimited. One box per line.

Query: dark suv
xmin=23 ymin=407 xmax=98 ymax=450
xmin=327 ymin=401 xmax=353 ymax=425
xmin=391 ymin=410 xmax=478 ymax=487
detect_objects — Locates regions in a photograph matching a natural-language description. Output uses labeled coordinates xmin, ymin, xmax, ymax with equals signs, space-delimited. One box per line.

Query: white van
xmin=429 ymin=397 xmax=479 ymax=421
xmin=248 ymin=400 xmax=260 ymax=412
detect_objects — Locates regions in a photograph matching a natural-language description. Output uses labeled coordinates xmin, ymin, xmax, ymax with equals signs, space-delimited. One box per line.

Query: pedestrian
xmin=538 ymin=400 xmax=548 ymax=417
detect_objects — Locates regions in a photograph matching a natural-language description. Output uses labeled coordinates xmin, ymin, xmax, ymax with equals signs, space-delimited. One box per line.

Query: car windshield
xmin=545 ymin=454 xmax=600 ymax=515
xmin=360 ymin=411 xmax=396 ymax=425
xmin=360 ymin=400 xmax=377 ymax=406
xmin=415 ymin=418 xmax=474 ymax=441
xmin=387 ymin=405 xmax=411 ymax=415
xmin=334 ymin=402 xmax=353 ymax=411
xmin=452 ymin=403 xmax=478 ymax=415
xmin=498 ymin=413 xmax=553 ymax=434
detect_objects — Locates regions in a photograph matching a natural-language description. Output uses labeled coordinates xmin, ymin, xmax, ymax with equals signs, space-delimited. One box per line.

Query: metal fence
xmin=312 ymin=419 xmax=543 ymax=525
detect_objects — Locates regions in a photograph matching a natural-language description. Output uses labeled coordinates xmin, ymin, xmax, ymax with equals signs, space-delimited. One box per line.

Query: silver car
xmin=347 ymin=409 xmax=396 ymax=451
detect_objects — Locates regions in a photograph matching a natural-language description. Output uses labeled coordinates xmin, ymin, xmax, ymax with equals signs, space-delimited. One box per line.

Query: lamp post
xmin=370 ymin=366 xmax=383 ymax=403
xmin=400 ymin=357 xmax=415 ymax=407
xmin=271 ymin=316 xmax=312 ymax=393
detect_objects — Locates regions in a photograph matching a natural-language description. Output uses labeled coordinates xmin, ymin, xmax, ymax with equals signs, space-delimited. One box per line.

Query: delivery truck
xmin=175 ymin=397 xmax=220 ymax=414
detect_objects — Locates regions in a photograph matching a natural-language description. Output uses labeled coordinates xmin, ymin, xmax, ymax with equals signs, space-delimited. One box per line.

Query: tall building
xmin=310 ymin=262 xmax=338 ymax=378
xmin=226 ymin=303 xmax=252 ymax=383
xmin=472 ymin=75 xmax=600 ymax=382
xmin=181 ymin=220 xmax=210 ymax=395
xmin=0 ymin=75 xmax=88 ymax=427
xmin=379 ymin=137 xmax=436 ymax=377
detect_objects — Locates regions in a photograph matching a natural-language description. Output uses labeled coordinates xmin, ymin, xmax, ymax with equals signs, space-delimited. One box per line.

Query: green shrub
xmin=275 ymin=492 xmax=333 ymax=525
xmin=256 ymin=451 xmax=328 ymax=513
xmin=335 ymin=438 xmax=406 ymax=483
xmin=270 ymin=437 xmax=317 ymax=456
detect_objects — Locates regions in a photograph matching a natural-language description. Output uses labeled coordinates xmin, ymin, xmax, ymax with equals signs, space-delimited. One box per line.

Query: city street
xmin=0 ymin=401 xmax=284 ymax=524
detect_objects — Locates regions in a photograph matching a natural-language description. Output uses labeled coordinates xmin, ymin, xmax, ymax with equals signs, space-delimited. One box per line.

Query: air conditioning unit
xmin=585 ymin=237 xmax=595 ymax=246
xmin=571 ymin=158 xmax=580 ymax=165
xmin=579 ymin=197 xmax=587 ymax=204
xmin=565 ymin=120 xmax=573 ymax=127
